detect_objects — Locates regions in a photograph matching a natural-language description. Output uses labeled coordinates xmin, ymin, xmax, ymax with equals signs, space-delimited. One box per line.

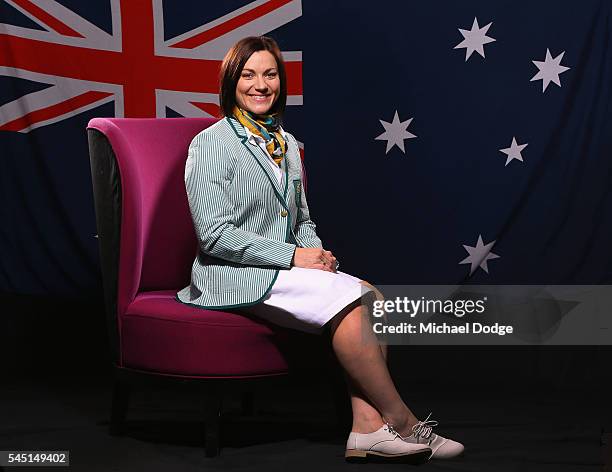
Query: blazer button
xmin=280 ymin=210 xmax=288 ymax=217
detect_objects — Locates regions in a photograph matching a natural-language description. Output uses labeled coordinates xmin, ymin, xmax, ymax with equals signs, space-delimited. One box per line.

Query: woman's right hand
xmin=292 ymin=247 xmax=337 ymax=272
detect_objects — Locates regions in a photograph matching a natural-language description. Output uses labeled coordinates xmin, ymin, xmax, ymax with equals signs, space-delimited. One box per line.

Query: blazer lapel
xmin=227 ymin=116 xmax=287 ymax=202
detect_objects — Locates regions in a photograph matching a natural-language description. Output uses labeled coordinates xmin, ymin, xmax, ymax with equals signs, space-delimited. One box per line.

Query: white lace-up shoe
xmin=345 ymin=424 xmax=432 ymax=463
xmin=400 ymin=413 xmax=464 ymax=459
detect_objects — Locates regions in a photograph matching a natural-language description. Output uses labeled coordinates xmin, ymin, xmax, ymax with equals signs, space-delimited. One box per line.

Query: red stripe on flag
xmin=284 ymin=60 xmax=302 ymax=95
xmin=171 ymin=0 xmax=293 ymax=49
xmin=0 ymin=34 xmax=222 ymax=92
xmin=0 ymin=91 xmax=112 ymax=132
xmin=191 ymin=102 xmax=221 ymax=117
xmin=119 ymin=0 xmax=156 ymax=117
xmin=10 ymin=0 xmax=84 ymax=38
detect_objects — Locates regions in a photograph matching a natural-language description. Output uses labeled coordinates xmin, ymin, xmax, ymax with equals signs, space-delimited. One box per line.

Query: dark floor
xmin=1 ymin=370 xmax=607 ymax=472
xmin=1 ymin=294 xmax=609 ymax=471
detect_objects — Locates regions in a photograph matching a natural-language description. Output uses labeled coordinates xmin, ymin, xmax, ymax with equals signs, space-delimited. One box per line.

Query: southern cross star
xmin=454 ymin=17 xmax=496 ymax=61
xmin=460 ymin=235 xmax=500 ymax=275
xmin=375 ymin=110 xmax=417 ymax=154
xmin=531 ymin=49 xmax=570 ymax=92
xmin=500 ymin=137 xmax=528 ymax=166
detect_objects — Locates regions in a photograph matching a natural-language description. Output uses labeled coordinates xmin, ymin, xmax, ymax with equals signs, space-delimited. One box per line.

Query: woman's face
xmin=235 ymin=50 xmax=280 ymax=115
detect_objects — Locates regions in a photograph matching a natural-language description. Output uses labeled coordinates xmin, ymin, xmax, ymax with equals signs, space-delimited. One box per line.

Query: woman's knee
xmin=360 ymin=280 xmax=389 ymax=325
xmin=360 ymin=280 xmax=384 ymax=301
xmin=328 ymin=300 xmax=363 ymax=339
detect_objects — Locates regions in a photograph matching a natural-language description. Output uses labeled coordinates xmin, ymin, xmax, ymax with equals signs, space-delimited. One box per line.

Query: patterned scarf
xmin=233 ymin=106 xmax=286 ymax=167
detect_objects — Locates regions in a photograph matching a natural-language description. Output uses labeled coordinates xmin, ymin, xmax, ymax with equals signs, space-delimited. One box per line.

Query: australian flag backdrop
xmin=1 ymin=0 xmax=612 ymax=296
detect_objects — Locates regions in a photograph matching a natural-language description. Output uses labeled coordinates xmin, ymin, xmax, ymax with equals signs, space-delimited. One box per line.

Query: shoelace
xmin=383 ymin=424 xmax=400 ymax=437
xmin=411 ymin=412 xmax=439 ymax=441
xmin=383 ymin=412 xmax=439 ymax=441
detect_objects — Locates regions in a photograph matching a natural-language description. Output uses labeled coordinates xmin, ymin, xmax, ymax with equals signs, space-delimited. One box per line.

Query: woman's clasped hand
xmin=292 ymin=247 xmax=337 ymax=272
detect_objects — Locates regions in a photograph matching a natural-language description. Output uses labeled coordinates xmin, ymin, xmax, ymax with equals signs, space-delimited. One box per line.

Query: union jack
xmin=0 ymin=0 xmax=303 ymax=133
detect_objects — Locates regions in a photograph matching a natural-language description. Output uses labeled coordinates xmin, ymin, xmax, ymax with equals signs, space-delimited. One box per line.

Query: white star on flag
xmin=454 ymin=17 xmax=496 ymax=61
xmin=460 ymin=235 xmax=500 ymax=275
xmin=375 ymin=110 xmax=417 ymax=154
xmin=500 ymin=137 xmax=528 ymax=166
xmin=531 ymin=49 xmax=570 ymax=92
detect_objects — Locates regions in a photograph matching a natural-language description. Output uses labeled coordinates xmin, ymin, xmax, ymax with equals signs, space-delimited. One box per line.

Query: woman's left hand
xmin=321 ymin=250 xmax=338 ymax=273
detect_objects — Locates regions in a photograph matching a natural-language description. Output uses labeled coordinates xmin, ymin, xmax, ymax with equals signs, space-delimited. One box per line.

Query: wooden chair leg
xmin=203 ymin=388 xmax=223 ymax=457
xmin=109 ymin=378 xmax=130 ymax=436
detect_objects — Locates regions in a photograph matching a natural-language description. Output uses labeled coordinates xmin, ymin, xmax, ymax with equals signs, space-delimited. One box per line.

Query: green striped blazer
xmin=176 ymin=116 xmax=322 ymax=309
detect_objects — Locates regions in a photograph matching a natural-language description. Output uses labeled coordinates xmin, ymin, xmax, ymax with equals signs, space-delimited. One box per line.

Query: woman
xmin=177 ymin=36 xmax=463 ymax=463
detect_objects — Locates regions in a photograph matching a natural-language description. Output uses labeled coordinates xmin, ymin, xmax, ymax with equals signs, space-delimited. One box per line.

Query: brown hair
xmin=218 ymin=36 xmax=287 ymax=118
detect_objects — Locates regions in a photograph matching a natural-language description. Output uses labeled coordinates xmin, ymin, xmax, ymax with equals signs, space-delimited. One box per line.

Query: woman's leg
xmin=345 ymin=342 xmax=388 ymax=433
xmin=329 ymin=304 xmax=418 ymax=438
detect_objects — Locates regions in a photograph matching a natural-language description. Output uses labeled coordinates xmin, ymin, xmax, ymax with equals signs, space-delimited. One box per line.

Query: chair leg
xmin=109 ymin=378 xmax=130 ymax=436
xmin=203 ymin=388 xmax=223 ymax=457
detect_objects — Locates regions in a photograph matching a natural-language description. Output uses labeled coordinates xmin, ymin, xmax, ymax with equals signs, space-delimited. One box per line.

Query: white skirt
xmin=238 ymin=267 xmax=372 ymax=334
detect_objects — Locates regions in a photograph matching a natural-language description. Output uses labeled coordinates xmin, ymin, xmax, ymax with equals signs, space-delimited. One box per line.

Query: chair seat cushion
xmin=121 ymin=290 xmax=292 ymax=378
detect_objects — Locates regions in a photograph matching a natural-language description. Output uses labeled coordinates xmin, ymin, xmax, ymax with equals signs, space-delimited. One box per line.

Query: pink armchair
xmin=86 ymin=118 xmax=348 ymax=457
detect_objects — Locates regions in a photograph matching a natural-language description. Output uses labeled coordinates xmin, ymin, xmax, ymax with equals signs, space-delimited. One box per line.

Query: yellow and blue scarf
xmin=233 ymin=106 xmax=286 ymax=167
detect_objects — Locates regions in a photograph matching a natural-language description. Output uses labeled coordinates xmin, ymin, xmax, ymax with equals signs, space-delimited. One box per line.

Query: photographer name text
xmin=372 ymin=321 xmax=514 ymax=336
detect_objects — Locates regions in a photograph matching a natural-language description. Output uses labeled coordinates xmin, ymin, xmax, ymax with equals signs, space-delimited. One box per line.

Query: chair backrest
xmin=87 ymin=118 xmax=217 ymax=319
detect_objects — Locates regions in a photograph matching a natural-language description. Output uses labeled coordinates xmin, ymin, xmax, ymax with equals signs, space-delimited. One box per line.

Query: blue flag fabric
xmin=303 ymin=0 xmax=612 ymax=285
xmin=1 ymin=0 xmax=611 ymax=295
